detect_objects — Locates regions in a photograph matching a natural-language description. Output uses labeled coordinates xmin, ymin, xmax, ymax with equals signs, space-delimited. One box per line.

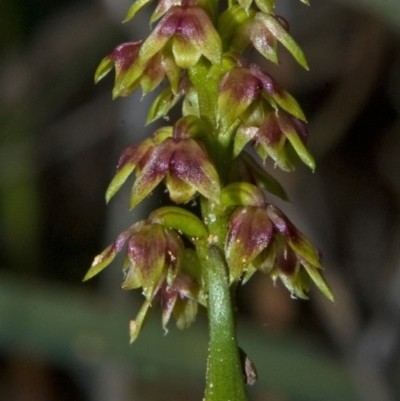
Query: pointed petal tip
xmin=105 ymin=186 xmax=116 ymax=204
xmin=82 ymin=267 xmax=99 ymax=282
xmin=82 ymin=272 xmax=92 ymax=282
xmin=129 ymin=320 xmax=138 ymax=343
xmin=112 ymin=89 xmax=119 ymax=100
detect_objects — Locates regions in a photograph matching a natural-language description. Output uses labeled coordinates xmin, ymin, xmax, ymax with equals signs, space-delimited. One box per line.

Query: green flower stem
xmin=197 ymin=244 xmax=248 ymax=401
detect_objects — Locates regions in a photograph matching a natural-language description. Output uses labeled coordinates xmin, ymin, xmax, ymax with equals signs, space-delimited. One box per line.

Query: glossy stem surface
xmin=198 ymin=245 xmax=248 ymax=401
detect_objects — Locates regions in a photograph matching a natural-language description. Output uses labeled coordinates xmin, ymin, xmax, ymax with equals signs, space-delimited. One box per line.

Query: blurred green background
xmin=1 ymin=0 xmax=400 ymax=400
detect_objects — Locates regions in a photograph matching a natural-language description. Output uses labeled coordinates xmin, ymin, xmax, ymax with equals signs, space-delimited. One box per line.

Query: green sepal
xmin=106 ymin=162 xmax=136 ymax=203
xmin=263 ymin=89 xmax=306 ymax=122
xmin=140 ymin=53 xmax=165 ymax=95
xmin=130 ymin=300 xmax=152 ymax=343
xmin=288 ymin=232 xmax=321 ymax=268
xmin=149 ymin=206 xmax=208 ymax=238
xmin=266 ymin=204 xmax=321 ymax=268
xmin=239 ymin=98 xmax=266 ymax=127
xmin=233 ymin=125 xmax=257 ymax=158
xmin=278 ymin=117 xmax=315 ymax=170
xmin=83 ymin=245 xmax=116 ymax=281
xmin=255 ymin=13 xmax=309 ymax=70
xmin=150 ymin=0 xmax=180 ymax=23
xmin=302 ymin=262 xmax=334 ymax=302
xmin=112 ymin=64 xmax=143 ymax=99
xmin=147 ymin=87 xmax=181 ymax=124
xmin=165 ymin=172 xmax=197 ymax=204
xmin=94 ymin=56 xmax=114 ymax=83
xmin=295 ymin=267 xmax=312 ymax=298
xmin=221 ymin=182 xmax=265 ymax=207
xmin=124 ymin=0 xmax=153 ymax=22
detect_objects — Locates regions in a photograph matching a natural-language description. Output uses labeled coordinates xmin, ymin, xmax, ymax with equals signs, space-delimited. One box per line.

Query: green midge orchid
xmin=85 ymin=0 xmax=333 ymax=399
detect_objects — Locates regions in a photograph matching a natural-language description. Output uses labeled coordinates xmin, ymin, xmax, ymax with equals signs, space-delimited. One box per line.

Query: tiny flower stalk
xmin=86 ymin=0 xmax=333 ymax=400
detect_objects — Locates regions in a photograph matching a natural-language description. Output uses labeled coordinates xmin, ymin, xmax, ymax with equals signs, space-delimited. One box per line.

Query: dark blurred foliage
xmin=1 ymin=0 xmax=400 ymax=400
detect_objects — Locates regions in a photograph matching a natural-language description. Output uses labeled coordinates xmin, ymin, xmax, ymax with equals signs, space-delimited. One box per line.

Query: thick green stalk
xmin=198 ymin=245 xmax=248 ymax=401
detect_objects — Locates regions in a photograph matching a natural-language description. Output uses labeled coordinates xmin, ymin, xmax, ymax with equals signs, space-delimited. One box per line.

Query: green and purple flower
xmin=223 ymin=187 xmax=333 ymax=301
xmin=95 ymin=41 xmax=181 ymax=98
xmin=139 ymin=5 xmax=222 ymax=68
xmin=106 ymin=124 xmax=220 ymax=208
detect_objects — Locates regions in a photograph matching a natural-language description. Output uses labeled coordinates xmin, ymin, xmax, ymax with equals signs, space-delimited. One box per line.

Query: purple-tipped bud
xmin=226 ymin=206 xmax=274 ymax=283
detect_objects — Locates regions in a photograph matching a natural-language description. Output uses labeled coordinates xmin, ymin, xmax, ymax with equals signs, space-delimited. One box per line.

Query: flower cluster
xmin=86 ymin=0 xmax=333 ymax=345
xmin=84 ymin=208 xmax=208 ymax=341
xmin=221 ymin=182 xmax=333 ymax=300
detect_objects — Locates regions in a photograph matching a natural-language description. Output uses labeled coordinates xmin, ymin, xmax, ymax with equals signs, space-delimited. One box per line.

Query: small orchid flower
xmin=217 ymin=63 xmax=306 ymax=134
xmin=106 ymin=123 xmax=220 ymax=209
xmin=95 ymin=41 xmax=181 ymax=98
xmin=225 ymin=202 xmax=334 ymax=301
xmin=83 ymin=216 xmax=207 ymax=342
xmin=84 ymin=221 xmax=184 ymax=299
xmin=219 ymin=6 xmax=308 ymax=68
xmin=139 ymin=5 xmax=222 ymax=69
xmin=234 ymin=109 xmax=315 ymax=171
